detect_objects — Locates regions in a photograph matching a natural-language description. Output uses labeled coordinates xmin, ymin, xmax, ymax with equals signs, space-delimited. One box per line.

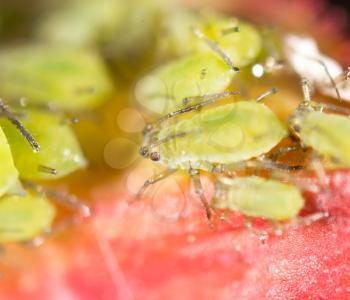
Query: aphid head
xmin=150 ymin=151 xmax=160 ymax=161
xmin=139 ymin=146 xmax=149 ymax=157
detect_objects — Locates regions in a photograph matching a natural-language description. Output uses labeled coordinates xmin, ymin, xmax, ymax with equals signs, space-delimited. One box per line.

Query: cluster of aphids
xmin=136 ymin=10 xmax=350 ymax=231
xmin=0 ymin=47 xmax=115 ymax=245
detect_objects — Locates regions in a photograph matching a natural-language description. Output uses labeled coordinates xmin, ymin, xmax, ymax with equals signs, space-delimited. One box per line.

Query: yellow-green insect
xmin=0 ymin=191 xmax=56 ymax=243
xmin=213 ymin=176 xmax=304 ymax=221
xmin=289 ymin=78 xmax=350 ymax=167
xmin=138 ymin=91 xmax=288 ymax=223
xmin=0 ymin=100 xmax=89 ymax=244
xmin=135 ymin=12 xmax=262 ymax=115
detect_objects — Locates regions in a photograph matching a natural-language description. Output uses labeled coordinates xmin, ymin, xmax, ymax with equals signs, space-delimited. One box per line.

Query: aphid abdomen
xmin=0 ymin=127 xmax=19 ymax=197
xmin=298 ymin=111 xmax=350 ymax=165
xmin=214 ymin=176 xmax=304 ymax=221
xmin=0 ymin=191 xmax=56 ymax=242
xmin=159 ymin=102 xmax=288 ymax=169
xmin=135 ymin=53 xmax=235 ymax=114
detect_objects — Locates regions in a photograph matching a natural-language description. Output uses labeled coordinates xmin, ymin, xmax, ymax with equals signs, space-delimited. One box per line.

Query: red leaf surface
xmin=1 ymin=169 xmax=350 ymax=300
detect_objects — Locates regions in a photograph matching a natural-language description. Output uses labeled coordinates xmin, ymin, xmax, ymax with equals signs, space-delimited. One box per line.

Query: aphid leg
xmin=268 ymin=143 xmax=304 ymax=161
xmin=136 ymin=169 xmax=177 ymax=198
xmin=19 ymin=182 xmax=91 ymax=247
xmin=278 ymin=212 xmax=329 ymax=234
xmin=189 ymin=168 xmax=213 ymax=227
xmin=310 ymin=155 xmax=330 ymax=192
xmin=254 ymin=156 xmax=304 ymax=171
xmin=23 ymin=217 xmax=80 ymax=247
xmin=210 ymin=163 xmax=235 ymax=178
xmin=22 ymin=181 xmax=91 ymax=217
xmin=255 ymin=87 xmax=279 ymax=102
xmin=192 ymin=27 xmax=240 ymax=73
xmin=244 ymin=217 xmax=269 ymax=243
xmin=0 ymin=99 xmax=40 ymax=152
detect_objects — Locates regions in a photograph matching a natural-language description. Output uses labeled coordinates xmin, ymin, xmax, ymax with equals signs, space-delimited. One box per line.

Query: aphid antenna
xmin=256 ymin=87 xmax=279 ymax=102
xmin=153 ymin=91 xmax=239 ymax=128
xmin=136 ymin=168 xmax=177 ymax=198
xmin=333 ymin=67 xmax=350 ymax=85
xmin=182 ymin=90 xmax=239 ymax=106
xmin=0 ymin=99 xmax=40 ymax=152
xmin=305 ymin=55 xmax=341 ymax=102
xmin=150 ymin=131 xmax=194 ymax=148
xmin=38 ymin=165 xmax=58 ymax=175
xmin=192 ymin=27 xmax=240 ymax=73
xmin=313 ymin=102 xmax=350 ymax=116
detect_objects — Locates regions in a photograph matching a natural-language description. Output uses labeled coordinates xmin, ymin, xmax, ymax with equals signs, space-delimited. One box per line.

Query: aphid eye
xmin=150 ymin=152 xmax=160 ymax=161
xmin=293 ymin=125 xmax=301 ymax=133
xmin=139 ymin=146 xmax=149 ymax=157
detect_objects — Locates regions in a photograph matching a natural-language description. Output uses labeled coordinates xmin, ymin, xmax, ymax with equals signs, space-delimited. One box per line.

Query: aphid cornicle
xmin=138 ymin=90 xmax=288 ymax=224
xmin=289 ymin=78 xmax=350 ymax=167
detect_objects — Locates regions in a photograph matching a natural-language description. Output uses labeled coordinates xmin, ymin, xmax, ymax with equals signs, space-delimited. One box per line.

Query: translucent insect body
xmin=213 ymin=176 xmax=304 ymax=221
xmin=139 ymin=91 xmax=288 ymax=224
xmin=289 ymin=78 xmax=350 ymax=167
xmin=135 ymin=12 xmax=262 ymax=115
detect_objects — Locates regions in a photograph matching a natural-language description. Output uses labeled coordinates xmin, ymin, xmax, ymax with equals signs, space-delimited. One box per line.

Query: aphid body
xmin=214 ymin=176 xmax=304 ymax=221
xmin=0 ymin=191 xmax=55 ymax=242
xmin=139 ymin=97 xmax=288 ymax=223
xmin=153 ymin=101 xmax=287 ymax=170
xmin=289 ymin=79 xmax=350 ymax=166
xmin=0 ymin=127 xmax=19 ymax=197
xmin=136 ymin=12 xmax=262 ymax=115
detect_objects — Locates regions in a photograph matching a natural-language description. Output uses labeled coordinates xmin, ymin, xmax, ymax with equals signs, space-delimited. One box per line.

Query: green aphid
xmin=289 ymin=78 xmax=350 ymax=167
xmin=156 ymin=101 xmax=287 ymax=170
xmin=0 ymin=126 xmax=19 ymax=197
xmin=138 ymin=93 xmax=288 ymax=223
xmin=214 ymin=176 xmax=304 ymax=221
xmin=0 ymin=46 xmax=114 ymax=111
xmin=159 ymin=10 xmax=262 ymax=67
xmin=0 ymin=191 xmax=55 ymax=242
xmin=136 ymin=12 xmax=262 ymax=115
xmin=0 ymin=108 xmax=87 ymax=180
xmin=37 ymin=0 xmax=130 ymax=47
xmin=135 ymin=53 xmax=235 ymax=115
